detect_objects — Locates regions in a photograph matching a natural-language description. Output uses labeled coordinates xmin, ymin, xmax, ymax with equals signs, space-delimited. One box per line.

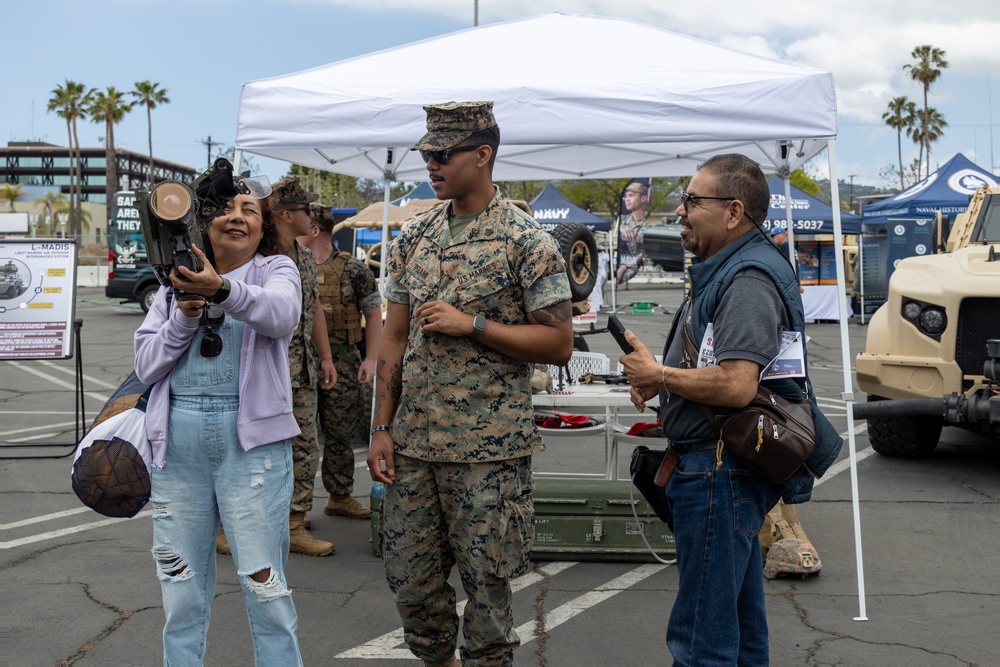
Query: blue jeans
xmin=665 ymin=448 xmax=779 ymax=667
xmin=151 ymin=395 xmax=301 ymax=666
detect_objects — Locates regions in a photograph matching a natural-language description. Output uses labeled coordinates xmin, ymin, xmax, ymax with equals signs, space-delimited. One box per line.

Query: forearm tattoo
xmin=530 ymin=300 xmax=572 ymax=325
xmin=374 ymin=359 xmax=403 ymax=418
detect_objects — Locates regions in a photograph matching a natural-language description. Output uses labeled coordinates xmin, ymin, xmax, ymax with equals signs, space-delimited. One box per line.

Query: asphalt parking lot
xmin=3 ymin=283 xmax=998 ymax=666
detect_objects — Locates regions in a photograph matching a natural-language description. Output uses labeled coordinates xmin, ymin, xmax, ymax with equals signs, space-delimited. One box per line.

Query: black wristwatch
xmin=470 ymin=314 xmax=487 ymax=339
xmin=208 ymin=277 xmax=231 ymax=304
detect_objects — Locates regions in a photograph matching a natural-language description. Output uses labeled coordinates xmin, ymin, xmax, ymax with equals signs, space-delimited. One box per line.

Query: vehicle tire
xmin=549 ymin=223 xmax=598 ymax=302
xmin=573 ymin=333 xmax=590 ymax=352
xmin=866 ymin=395 xmax=942 ymax=458
xmin=139 ymin=284 xmax=159 ymax=314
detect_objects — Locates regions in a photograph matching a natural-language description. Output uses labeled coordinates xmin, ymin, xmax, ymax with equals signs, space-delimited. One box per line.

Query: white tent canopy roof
xmin=236 ymin=13 xmax=837 ymax=181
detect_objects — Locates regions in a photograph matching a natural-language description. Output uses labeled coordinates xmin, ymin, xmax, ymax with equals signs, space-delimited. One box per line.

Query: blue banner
xmin=860 ymin=219 xmax=934 ymax=315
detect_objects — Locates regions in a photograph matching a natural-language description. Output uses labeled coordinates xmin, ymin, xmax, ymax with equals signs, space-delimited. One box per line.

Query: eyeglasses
xmin=289 ymin=206 xmax=311 ymax=213
xmin=419 ymin=144 xmax=482 ymax=165
xmin=200 ymin=305 xmax=225 ymax=357
xmin=679 ymin=192 xmax=737 ymax=209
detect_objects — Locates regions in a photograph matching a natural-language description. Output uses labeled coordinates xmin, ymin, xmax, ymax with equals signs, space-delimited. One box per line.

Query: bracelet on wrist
xmin=370 ymin=424 xmax=390 ymax=436
xmin=661 ymin=365 xmax=668 ymax=389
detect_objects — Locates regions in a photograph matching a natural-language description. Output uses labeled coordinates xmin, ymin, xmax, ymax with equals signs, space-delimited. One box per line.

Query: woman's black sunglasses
xmin=200 ymin=305 xmax=225 ymax=357
xmin=419 ymin=144 xmax=482 ymax=165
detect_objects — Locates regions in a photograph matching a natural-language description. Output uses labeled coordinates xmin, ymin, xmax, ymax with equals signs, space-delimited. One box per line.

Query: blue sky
xmin=6 ymin=0 xmax=999 ymax=189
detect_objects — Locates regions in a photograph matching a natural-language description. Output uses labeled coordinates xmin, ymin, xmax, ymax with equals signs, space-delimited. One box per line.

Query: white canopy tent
xmin=236 ymin=12 xmax=867 ymax=619
xmin=237 ymin=13 xmax=834 ymax=182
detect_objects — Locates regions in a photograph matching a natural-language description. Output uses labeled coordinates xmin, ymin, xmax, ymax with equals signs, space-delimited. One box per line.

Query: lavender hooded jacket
xmin=134 ymin=254 xmax=302 ymax=468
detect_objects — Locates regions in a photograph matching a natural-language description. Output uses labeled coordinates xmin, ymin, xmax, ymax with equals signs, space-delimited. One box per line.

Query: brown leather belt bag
xmin=681 ymin=319 xmax=816 ymax=485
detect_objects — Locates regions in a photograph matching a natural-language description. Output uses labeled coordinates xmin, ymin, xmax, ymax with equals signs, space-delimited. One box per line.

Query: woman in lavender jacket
xmin=134 ymin=190 xmax=303 ymax=666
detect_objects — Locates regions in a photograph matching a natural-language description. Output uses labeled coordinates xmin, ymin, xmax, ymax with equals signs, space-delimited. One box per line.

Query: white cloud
xmin=315 ymin=0 xmax=999 ymax=123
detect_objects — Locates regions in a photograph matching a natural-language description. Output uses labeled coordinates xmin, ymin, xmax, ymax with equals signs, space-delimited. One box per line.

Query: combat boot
xmin=325 ymin=495 xmax=372 ymax=520
xmin=216 ymin=526 xmax=231 ymax=555
xmin=289 ymin=511 xmax=334 ymax=556
xmin=423 ymin=657 xmax=460 ymax=667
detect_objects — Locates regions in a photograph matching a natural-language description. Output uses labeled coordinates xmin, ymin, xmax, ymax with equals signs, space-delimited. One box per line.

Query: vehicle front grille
xmin=956 ymin=297 xmax=1000 ymax=391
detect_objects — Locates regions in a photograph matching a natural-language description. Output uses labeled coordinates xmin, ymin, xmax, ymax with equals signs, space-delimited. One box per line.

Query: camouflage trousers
xmin=290 ymin=384 xmax=319 ymax=513
xmin=317 ymin=344 xmax=372 ymax=497
xmin=381 ymin=453 xmax=534 ymax=667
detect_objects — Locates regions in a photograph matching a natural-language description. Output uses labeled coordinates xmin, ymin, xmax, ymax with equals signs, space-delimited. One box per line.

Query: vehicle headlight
xmin=902 ymin=300 xmax=922 ymax=321
xmin=918 ymin=307 xmax=947 ymax=335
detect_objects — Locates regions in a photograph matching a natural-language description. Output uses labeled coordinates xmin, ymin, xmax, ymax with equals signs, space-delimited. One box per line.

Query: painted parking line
xmin=37 ymin=359 xmax=123 ymax=391
xmin=4 ymin=361 xmax=109 ymax=403
xmin=336 ymin=561 xmax=578 ymax=659
xmin=515 ymin=563 xmax=668 ymax=643
xmin=0 ymin=506 xmax=94 ymax=531
xmin=336 ymin=561 xmax=668 ymax=660
xmin=0 ymin=421 xmax=78 ymax=438
xmin=0 ymin=510 xmax=152 ymax=550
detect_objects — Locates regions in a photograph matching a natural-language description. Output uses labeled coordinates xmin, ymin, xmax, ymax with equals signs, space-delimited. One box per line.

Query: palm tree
xmin=86 ymin=88 xmax=134 ymax=206
xmin=47 ymin=80 xmax=93 ymax=237
xmin=904 ymin=45 xmax=948 ymax=178
xmin=882 ymin=96 xmax=917 ymax=189
xmin=132 ymin=81 xmax=170 ymax=187
xmin=2 ymin=182 xmax=25 ymax=212
xmin=34 ymin=191 xmax=70 ymax=235
xmin=916 ymin=107 xmax=948 ymax=175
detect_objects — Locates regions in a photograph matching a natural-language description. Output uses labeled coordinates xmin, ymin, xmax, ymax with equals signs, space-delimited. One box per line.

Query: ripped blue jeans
xmin=151 ymin=394 xmax=301 ymax=666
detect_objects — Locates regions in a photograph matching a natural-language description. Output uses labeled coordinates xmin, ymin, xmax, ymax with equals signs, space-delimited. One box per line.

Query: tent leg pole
xmin=783 ymin=176 xmax=796 ymax=270
xmin=610 ymin=231 xmax=617 ymax=313
xmin=370 ymin=174 xmax=394 ymax=444
xmin=828 ymin=139 xmax=868 ymax=622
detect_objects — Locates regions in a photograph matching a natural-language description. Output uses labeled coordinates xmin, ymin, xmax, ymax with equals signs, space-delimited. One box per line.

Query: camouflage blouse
xmin=288 ymin=240 xmax=320 ymax=389
xmin=383 ymin=188 xmax=571 ymax=463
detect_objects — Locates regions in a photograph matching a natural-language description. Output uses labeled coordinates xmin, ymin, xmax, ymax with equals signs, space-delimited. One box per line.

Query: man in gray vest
xmin=621 ymin=154 xmax=798 ymax=666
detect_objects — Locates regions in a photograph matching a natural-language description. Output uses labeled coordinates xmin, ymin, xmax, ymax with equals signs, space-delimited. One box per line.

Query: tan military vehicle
xmin=854 ymin=185 xmax=1000 ymax=456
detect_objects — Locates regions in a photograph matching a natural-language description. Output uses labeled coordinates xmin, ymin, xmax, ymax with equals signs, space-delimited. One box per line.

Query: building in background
xmin=1 ymin=142 xmax=196 ymax=247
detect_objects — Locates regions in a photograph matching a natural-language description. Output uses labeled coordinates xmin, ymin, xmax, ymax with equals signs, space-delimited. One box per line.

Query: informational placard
xmin=818 ymin=242 xmax=839 ymax=285
xmin=860 ymin=223 xmax=889 ymax=316
xmin=860 ymin=219 xmax=934 ymax=317
xmin=797 ymin=241 xmax=820 ymax=285
xmin=0 ymin=238 xmax=78 ymax=359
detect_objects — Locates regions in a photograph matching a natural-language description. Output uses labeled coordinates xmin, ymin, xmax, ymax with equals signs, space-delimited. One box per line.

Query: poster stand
xmin=0 ymin=238 xmax=87 ymax=458
xmin=0 ymin=318 xmax=87 ymax=459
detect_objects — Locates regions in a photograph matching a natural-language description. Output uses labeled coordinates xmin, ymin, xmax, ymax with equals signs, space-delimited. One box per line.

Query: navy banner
xmin=615 ymin=178 xmax=651 ymax=284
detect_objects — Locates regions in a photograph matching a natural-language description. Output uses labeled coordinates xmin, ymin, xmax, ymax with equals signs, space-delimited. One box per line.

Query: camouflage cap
xmin=763 ymin=538 xmax=822 ymax=579
xmin=625 ymin=182 xmax=649 ymax=196
xmin=311 ymin=204 xmax=336 ymax=233
xmin=268 ymin=177 xmax=319 ymax=210
xmin=412 ymin=101 xmax=497 ymax=151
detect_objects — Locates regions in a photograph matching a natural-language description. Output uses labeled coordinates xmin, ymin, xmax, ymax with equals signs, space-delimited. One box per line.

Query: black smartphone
xmin=607 ymin=314 xmax=634 ymax=354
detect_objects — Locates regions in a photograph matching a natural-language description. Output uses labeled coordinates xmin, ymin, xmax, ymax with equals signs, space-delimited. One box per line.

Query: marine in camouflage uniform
xmin=307 ymin=206 xmax=382 ymax=515
xmin=288 ymin=239 xmax=322 ymax=512
xmin=368 ymin=102 xmax=572 ymax=667
xmin=616 ymin=181 xmax=649 ymax=284
xmin=269 ymin=177 xmax=338 ymax=558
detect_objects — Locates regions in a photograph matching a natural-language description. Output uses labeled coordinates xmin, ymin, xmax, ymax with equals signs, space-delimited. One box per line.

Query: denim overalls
xmin=151 ymin=312 xmax=302 ymax=666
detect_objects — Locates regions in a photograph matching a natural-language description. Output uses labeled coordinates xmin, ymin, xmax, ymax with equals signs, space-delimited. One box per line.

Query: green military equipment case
xmin=531 ymin=478 xmax=675 ymax=562
xmin=369 ymin=478 xmax=675 ymax=562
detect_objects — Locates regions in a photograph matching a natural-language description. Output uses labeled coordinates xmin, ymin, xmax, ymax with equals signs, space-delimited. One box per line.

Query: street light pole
xmin=849 ymin=175 xmax=857 ymax=214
